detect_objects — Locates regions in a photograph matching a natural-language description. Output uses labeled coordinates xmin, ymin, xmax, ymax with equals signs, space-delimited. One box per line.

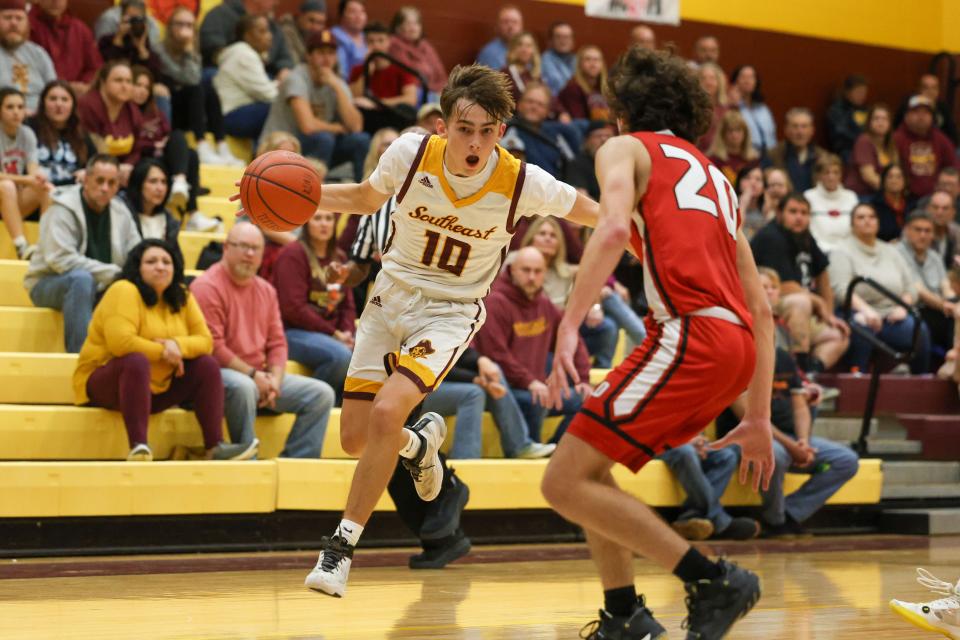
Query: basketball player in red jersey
xmin=542 ymin=48 xmax=776 ymax=639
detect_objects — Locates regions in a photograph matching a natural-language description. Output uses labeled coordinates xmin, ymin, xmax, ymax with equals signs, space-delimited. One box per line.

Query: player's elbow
xmin=597 ymin=222 xmax=631 ymax=250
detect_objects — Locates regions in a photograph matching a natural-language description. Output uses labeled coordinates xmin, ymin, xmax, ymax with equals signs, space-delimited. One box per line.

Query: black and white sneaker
xmin=580 ymin=596 xmax=667 ymax=639
xmin=402 ymin=412 xmax=447 ymax=501
xmin=304 ymin=535 xmax=354 ymax=597
xmin=682 ymin=559 xmax=761 ymax=639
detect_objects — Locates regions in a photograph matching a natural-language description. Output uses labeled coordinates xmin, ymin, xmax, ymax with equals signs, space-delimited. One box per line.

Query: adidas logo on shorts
xmin=370 ymin=296 xmax=383 ymax=308
xmin=418 ymin=176 xmax=433 ymax=189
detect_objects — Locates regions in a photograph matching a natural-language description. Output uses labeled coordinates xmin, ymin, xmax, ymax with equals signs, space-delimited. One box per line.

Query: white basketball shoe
xmin=304 ymin=534 xmax=354 ymax=598
xmin=402 ymin=412 xmax=447 ymax=501
xmin=890 ymin=567 xmax=960 ymax=639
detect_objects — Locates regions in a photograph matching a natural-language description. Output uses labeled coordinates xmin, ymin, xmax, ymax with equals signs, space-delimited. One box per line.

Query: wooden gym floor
xmin=1 ymin=535 xmax=957 ymax=639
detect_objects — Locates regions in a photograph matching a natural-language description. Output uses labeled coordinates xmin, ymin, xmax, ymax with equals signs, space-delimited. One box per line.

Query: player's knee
xmin=541 ymin=460 xmax=572 ymax=510
xmin=0 ymin=178 xmax=16 ymax=196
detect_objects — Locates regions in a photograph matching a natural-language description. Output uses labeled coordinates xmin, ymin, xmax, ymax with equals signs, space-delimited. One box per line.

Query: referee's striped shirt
xmin=349 ymin=195 xmax=396 ymax=262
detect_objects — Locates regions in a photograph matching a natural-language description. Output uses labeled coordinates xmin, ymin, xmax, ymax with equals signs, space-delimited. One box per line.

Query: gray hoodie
xmin=24 ymin=184 xmax=142 ymax=293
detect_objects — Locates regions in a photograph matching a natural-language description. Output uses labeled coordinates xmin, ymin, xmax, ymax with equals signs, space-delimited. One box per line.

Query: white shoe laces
xmin=917 ymin=568 xmax=960 ymax=612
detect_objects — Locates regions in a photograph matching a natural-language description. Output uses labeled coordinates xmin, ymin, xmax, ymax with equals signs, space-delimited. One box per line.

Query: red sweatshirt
xmin=272 ymin=241 xmax=357 ymax=335
xmin=474 ymin=268 xmax=590 ymax=389
xmin=28 ymin=7 xmax=102 ymax=84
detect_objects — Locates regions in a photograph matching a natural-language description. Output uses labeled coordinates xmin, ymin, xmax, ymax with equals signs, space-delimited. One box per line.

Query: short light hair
xmin=785 ymin=107 xmax=814 ymax=124
xmin=440 ymin=64 xmax=515 ymax=124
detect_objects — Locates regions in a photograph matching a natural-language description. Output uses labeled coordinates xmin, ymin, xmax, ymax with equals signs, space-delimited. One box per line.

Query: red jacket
xmin=28 ymin=7 xmax=102 ymax=83
xmin=272 ymin=241 xmax=357 ymax=336
xmin=474 ymin=268 xmax=590 ymax=389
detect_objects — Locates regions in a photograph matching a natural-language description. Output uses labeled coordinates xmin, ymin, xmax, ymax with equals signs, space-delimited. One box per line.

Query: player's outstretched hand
xmin=708 ymin=416 xmax=775 ymax=492
xmin=547 ymin=321 xmax=581 ymax=410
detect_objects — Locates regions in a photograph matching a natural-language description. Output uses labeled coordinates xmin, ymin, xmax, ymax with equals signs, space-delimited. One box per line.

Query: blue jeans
xmin=221 ymin=369 xmax=334 ymax=458
xmin=298 ymin=130 xmax=371 ymax=182
xmin=285 ymin=328 xmax=352 ymax=401
xmin=512 ymin=385 xmax=583 ymax=443
xmin=223 ymin=102 xmax=271 ymax=140
xmin=29 ymin=270 xmax=98 ymax=353
xmin=580 ymin=316 xmax=618 ymax=367
xmin=659 ymin=444 xmax=739 ymax=533
xmin=423 ymin=381 xmax=485 ymax=459
xmin=761 ymin=436 xmax=860 ymax=525
xmin=848 ymin=312 xmax=931 ymax=373
xmin=485 ymin=372 xmax=539 ymax=456
xmin=602 ymin=293 xmax=647 ymax=346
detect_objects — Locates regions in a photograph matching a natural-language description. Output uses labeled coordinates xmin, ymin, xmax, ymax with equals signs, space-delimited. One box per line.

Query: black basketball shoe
xmin=682 ymin=559 xmax=761 ymax=639
xmin=579 ymin=596 xmax=667 ymax=639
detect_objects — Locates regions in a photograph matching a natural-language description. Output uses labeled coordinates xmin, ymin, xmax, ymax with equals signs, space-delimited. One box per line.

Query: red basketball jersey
xmin=629 ymin=131 xmax=753 ymax=330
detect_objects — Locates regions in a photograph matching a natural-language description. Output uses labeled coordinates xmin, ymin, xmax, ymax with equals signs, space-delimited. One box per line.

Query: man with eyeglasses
xmin=191 ymin=222 xmax=336 ymax=459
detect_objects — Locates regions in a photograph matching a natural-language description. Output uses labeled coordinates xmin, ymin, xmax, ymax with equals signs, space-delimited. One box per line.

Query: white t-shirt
xmin=368 ymin=132 xmax=577 ymax=300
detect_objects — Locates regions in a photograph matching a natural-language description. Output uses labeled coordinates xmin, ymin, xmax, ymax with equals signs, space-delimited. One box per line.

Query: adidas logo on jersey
xmin=418 ymin=176 xmax=433 ymax=189
xmin=370 ymin=296 xmax=383 ymax=308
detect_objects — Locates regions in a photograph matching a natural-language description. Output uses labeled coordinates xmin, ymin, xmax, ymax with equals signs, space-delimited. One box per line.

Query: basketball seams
xmin=239 ymin=150 xmax=323 ymax=231
xmin=247 ymin=169 xmax=321 ymax=206
xmin=253 ymin=176 xmax=298 ymax=228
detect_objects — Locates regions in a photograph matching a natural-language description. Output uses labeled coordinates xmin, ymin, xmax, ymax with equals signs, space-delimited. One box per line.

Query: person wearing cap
xmin=278 ymin=0 xmax=326 ymax=66
xmin=259 ymin=29 xmax=368 ymax=181
xmin=895 ymin=73 xmax=959 ymax=145
xmin=415 ymin=103 xmax=441 ymax=134
xmin=349 ymin=21 xmax=418 ymax=135
xmin=894 ymin=95 xmax=957 ymax=198
xmin=28 ymin=0 xmax=102 ymax=96
xmin=199 ymin=0 xmax=293 ymax=76
xmin=331 ymin=0 xmax=366 ymax=82
xmin=0 ymin=0 xmax=55 ymax=114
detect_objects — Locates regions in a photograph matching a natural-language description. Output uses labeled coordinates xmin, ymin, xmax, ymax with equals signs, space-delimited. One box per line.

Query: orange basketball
xmin=239 ymin=150 xmax=322 ymax=232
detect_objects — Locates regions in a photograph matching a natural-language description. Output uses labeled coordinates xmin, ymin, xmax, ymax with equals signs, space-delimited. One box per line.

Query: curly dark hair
xmin=605 ymin=46 xmax=713 ymax=144
xmin=118 ymin=239 xmax=187 ymax=312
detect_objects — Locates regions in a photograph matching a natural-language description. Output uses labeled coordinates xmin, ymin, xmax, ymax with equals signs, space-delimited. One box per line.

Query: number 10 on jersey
xmin=420 ymin=230 xmax=471 ymax=277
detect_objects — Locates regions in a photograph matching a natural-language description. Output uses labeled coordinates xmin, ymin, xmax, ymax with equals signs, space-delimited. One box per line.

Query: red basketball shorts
xmin=566 ymin=314 xmax=756 ymax=472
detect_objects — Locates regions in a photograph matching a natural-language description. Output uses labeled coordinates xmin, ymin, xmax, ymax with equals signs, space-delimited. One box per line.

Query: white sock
xmin=13 ymin=235 xmax=26 ymax=249
xmin=335 ymin=519 xmax=363 ymax=547
xmin=398 ymin=427 xmax=422 ymax=460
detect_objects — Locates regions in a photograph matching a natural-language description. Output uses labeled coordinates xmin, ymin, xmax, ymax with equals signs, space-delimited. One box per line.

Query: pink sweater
xmin=190 ymin=261 xmax=288 ymax=370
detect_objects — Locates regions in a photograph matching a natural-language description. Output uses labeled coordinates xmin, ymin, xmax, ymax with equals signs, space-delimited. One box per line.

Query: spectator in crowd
xmin=157 ymin=7 xmax=243 ymax=167
xmin=830 ymin=202 xmax=930 ymax=373
xmin=767 ymin=107 xmax=828 ymax=193
xmin=629 ymin=24 xmax=655 ymax=50
xmin=737 ymin=165 xmax=765 ymax=238
xmin=24 ymin=154 xmax=141 ymax=352
xmin=474 ymin=247 xmax=591 ymax=443
xmin=844 ymin=104 xmax=897 ymax=197
xmin=717 ymin=347 xmax=860 ymax=537
xmin=540 ymin=21 xmax=575 ymax=96
xmin=199 ymin=0 xmax=292 ymax=75
xmin=28 ymin=0 xmax=102 ymax=96
xmin=896 ymin=73 xmax=958 ymax=144
xmin=0 ymin=0 xmax=55 ymax=114
xmin=894 ymin=95 xmax=957 ymax=199
xmin=826 ymin=74 xmax=869 ymax=162
xmin=273 ymin=208 xmax=356 ymax=396
xmin=28 ymin=81 xmax=95 ymax=188
xmin=692 ymin=35 xmax=720 ymax=67
xmin=415 ymin=101 xmax=441 ymax=134
xmin=897 ymin=210 xmax=956 ymax=356
xmin=555 ymin=45 xmax=609 ymax=125
xmin=0 ymin=87 xmax=51 ymax=259
xmin=94 ymin=0 xmax=160 ymax=45
xmin=659 ymin=435 xmax=760 ymax=541
xmin=214 ymin=14 xmax=279 ymax=141
xmin=871 ymin=163 xmax=911 ymax=242
xmin=349 ymin=22 xmax=418 ymax=134
xmin=74 ymin=239 xmax=258 ymax=462
xmin=423 ymin=348 xmax=556 ymax=459
xmin=191 ymin=222 xmax=335 ymax=458
xmin=78 ymin=60 xmax=143 ymax=184
xmin=564 ymin=119 xmax=614 ymax=201
xmin=696 ymin=61 xmax=728 ymax=151
xmin=260 ymin=30 xmax=367 ymax=181
xmin=501 ymin=31 xmax=541 ymax=104
xmin=125 ymin=159 xmax=180 ymax=250
xmin=762 ymin=167 xmax=792 ymax=222
xmin=752 ymin=194 xmax=849 ymax=373
xmin=331 ymin=0 xmax=367 ymax=81
xmin=97 ymin=0 xmax=161 ymax=78
xmin=928 ymin=189 xmax=960 ymax=269
xmin=476 ymin=4 xmax=522 ymax=70
xmin=917 ymin=167 xmax=960 ymax=213
xmin=804 ymin=153 xmax=859 ymax=253
xmin=130 ymin=65 xmax=198 ymax=214
xmin=730 ymin=64 xmax=775 ymax=154
xmin=278 ymin=0 xmax=326 ymax=66
xmin=388 ymin=6 xmax=446 ymax=102
xmin=503 ymin=83 xmax=577 ymax=179
xmin=706 ymin=110 xmax=759 ymax=184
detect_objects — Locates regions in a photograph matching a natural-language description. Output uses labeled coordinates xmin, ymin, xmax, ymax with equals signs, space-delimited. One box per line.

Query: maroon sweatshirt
xmin=474 ymin=268 xmax=590 ymax=389
xmin=272 ymin=241 xmax=356 ymax=336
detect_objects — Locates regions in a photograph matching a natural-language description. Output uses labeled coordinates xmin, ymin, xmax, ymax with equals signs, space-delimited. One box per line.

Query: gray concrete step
xmin=865 ymin=439 xmax=923 ymax=456
xmin=882 ymin=461 xmax=960 ymax=485
xmin=882 ymin=483 xmax=960 ymax=499
xmin=814 ymin=417 xmax=873 ymax=443
xmin=882 ymin=508 xmax=960 ymax=535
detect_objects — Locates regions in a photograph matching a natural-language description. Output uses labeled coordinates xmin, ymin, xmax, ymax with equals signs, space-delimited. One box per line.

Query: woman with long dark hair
xmin=870 ymin=163 xmax=913 ymax=241
xmin=730 ymin=64 xmax=776 ymax=154
xmin=125 ymin=159 xmax=181 ymax=250
xmin=73 ymin=238 xmax=259 ymax=462
xmin=28 ymin=81 xmax=96 ymax=187
xmin=844 ymin=103 xmax=899 ymax=196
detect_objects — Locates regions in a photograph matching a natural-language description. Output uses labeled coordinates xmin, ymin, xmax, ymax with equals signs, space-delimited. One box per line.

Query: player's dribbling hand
xmin=547 ymin=321 xmax=581 ymax=410
xmin=708 ymin=416 xmax=775 ymax=492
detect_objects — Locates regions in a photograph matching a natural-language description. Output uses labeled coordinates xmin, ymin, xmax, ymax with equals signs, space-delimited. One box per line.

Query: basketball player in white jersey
xmin=299 ymin=65 xmax=600 ymax=597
